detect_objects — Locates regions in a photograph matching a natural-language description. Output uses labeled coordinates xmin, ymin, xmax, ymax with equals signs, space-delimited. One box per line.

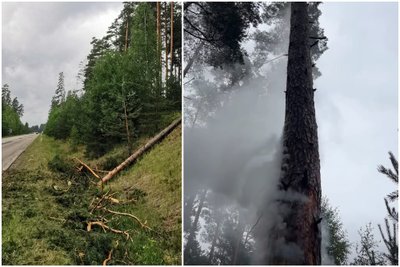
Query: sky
xmin=2 ymin=1 xmax=399 ymax=261
xmin=184 ymin=2 xmax=398 ymax=262
xmin=315 ymin=2 xmax=398 ymax=256
xmin=2 ymin=2 xmax=123 ymax=126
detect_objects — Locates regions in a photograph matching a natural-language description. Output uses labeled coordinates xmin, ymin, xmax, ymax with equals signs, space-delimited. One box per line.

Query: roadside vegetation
xmin=2 ymin=84 xmax=31 ymax=136
xmin=44 ymin=2 xmax=181 ymax=159
xmin=2 ymin=127 xmax=181 ymax=265
xmin=2 ymin=2 xmax=181 ymax=265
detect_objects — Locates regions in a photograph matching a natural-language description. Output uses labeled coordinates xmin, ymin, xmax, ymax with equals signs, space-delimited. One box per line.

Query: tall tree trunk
xmin=184 ymin=194 xmax=196 ymax=232
xmin=156 ymin=2 xmax=161 ymax=53
xmin=165 ymin=2 xmax=169 ymax=82
xmin=124 ymin=19 xmax=129 ymax=52
xmin=183 ymin=42 xmax=203 ymax=78
xmin=170 ymin=2 xmax=174 ymax=78
xmin=123 ymin=99 xmax=132 ymax=154
xmin=208 ymin=218 xmax=221 ymax=264
xmin=232 ymin=217 xmax=245 ymax=264
xmin=156 ymin=2 xmax=162 ymax=87
xmin=269 ymin=3 xmax=321 ymax=264
xmin=184 ymin=189 xmax=207 ymax=263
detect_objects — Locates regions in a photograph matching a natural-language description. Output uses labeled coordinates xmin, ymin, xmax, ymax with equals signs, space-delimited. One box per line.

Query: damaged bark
xmin=269 ymin=2 xmax=321 ymax=265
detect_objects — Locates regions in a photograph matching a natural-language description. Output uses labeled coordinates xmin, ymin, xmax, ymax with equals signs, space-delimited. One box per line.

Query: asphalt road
xmin=2 ymin=133 xmax=38 ymax=171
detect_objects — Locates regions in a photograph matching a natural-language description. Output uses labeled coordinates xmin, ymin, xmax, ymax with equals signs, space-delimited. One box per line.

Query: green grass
xmin=2 ymin=127 xmax=182 ymax=265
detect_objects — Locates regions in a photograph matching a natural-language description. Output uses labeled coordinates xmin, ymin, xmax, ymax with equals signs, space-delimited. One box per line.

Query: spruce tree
xmin=51 ymin=72 xmax=66 ymax=107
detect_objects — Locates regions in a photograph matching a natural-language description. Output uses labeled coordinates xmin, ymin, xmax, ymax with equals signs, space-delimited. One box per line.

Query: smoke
xmin=184 ymin=58 xmax=289 ymax=199
xmin=184 ymin=60 xmax=289 ymax=261
xmin=321 ymin=219 xmax=335 ymax=265
xmin=184 ymin=4 xmax=297 ymax=264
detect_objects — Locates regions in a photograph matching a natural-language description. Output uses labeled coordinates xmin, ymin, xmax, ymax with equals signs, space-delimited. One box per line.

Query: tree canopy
xmin=44 ymin=2 xmax=182 ymax=158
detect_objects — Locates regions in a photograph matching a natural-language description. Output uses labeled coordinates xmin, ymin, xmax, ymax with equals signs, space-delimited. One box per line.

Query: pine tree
xmin=2 ymin=84 xmax=11 ymax=106
xmin=11 ymin=97 xmax=23 ymax=117
xmin=269 ymin=3 xmax=321 ymax=264
xmin=377 ymin=152 xmax=398 ymax=265
xmin=184 ymin=189 xmax=207 ymax=264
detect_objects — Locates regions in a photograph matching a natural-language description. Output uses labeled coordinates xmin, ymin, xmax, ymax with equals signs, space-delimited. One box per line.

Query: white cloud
xmin=2 ymin=2 xmax=123 ymax=126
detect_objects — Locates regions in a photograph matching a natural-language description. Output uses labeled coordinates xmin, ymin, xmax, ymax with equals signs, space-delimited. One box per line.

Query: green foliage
xmin=44 ymin=3 xmax=181 ymax=158
xmin=45 ymin=92 xmax=83 ymax=140
xmin=321 ymin=197 xmax=351 ymax=265
xmin=377 ymin=152 xmax=398 ymax=265
xmin=69 ymin=125 xmax=80 ymax=151
xmin=185 ymin=2 xmax=261 ymax=67
xmin=3 ymin=130 xmax=181 ymax=264
xmin=2 ymin=84 xmax=29 ymax=136
xmin=51 ymin=72 xmax=65 ymax=108
xmin=47 ymin=155 xmax=74 ymax=175
xmin=351 ymin=223 xmax=386 ymax=265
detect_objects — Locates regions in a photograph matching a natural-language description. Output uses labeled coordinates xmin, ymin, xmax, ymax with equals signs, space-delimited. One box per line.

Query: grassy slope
xmin=2 ymin=126 xmax=181 ymax=265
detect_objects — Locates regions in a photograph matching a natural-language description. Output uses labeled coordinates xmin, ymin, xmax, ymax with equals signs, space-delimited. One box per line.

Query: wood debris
xmin=87 ymin=221 xmax=130 ymax=240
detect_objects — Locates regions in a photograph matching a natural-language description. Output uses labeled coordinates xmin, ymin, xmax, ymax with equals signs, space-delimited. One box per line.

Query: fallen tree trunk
xmin=100 ymin=118 xmax=181 ymax=184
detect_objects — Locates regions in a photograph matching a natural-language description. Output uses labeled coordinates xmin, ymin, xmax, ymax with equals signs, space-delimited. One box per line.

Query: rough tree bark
xmin=157 ymin=2 xmax=161 ymax=53
xmin=156 ymin=2 xmax=162 ymax=87
xmin=165 ymin=2 xmax=169 ymax=81
xmin=269 ymin=3 xmax=321 ymax=265
xmin=170 ymin=2 xmax=174 ymax=78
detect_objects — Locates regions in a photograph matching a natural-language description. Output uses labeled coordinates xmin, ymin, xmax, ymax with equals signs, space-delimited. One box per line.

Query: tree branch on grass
xmin=102 ymin=249 xmax=113 ymax=266
xmin=102 ymin=207 xmax=152 ymax=231
xmin=87 ymin=221 xmax=130 ymax=240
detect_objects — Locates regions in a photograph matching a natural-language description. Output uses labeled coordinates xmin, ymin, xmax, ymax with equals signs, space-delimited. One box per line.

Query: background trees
xmin=44 ymin=2 xmax=181 ymax=158
xmin=183 ymin=2 xmax=328 ymax=264
xmin=321 ymin=197 xmax=351 ymax=264
xmin=2 ymin=84 xmax=30 ymax=136
xmin=377 ymin=152 xmax=398 ymax=265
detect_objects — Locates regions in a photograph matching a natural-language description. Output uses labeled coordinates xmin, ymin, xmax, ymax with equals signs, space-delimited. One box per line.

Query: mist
xmin=184 ymin=3 xmax=333 ymax=264
xmin=184 ymin=6 xmax=291 ymax=263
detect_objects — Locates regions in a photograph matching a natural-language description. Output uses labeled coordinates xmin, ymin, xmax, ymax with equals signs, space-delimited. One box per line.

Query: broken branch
xmin=90 ymin=190 xmax=110 ymax=213
xmin=102 ymin=249 xmax=113 ymax=266
xmin=102 ymin=207 xmax=152 ymax=231
xmin=87 ymin=221 xmax=130 ymax=240
xmin=74 ymin=158 xmax=101 ymax=180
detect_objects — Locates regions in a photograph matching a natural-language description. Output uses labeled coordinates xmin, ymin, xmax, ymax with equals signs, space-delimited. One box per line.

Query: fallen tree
xmin=100 ymin=118 xmax=181 ymax=184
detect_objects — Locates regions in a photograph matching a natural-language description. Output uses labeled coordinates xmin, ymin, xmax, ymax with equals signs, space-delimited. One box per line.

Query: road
xmin=2 ymin=133 xmax=38 ymax=171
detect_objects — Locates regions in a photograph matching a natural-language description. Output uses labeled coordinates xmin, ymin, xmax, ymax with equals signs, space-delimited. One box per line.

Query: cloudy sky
xmin=2 ymin=2 xmax=123 ymax=126
xmin=316 ymin=2 xmax=397 ymax=256
xmin=2 ymin=1 xmax=398 ymax=260
xmin=185 ymin=2 xmax=398 ymax=261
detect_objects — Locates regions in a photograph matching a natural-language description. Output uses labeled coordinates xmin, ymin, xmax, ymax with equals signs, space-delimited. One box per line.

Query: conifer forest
xmin=183 ymin=2 xmax=397 ymax=265
xmin=3 ymin=2 xmax=182 ymax=265
xmin=2 ymin=1 xmax=398 ymax=266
